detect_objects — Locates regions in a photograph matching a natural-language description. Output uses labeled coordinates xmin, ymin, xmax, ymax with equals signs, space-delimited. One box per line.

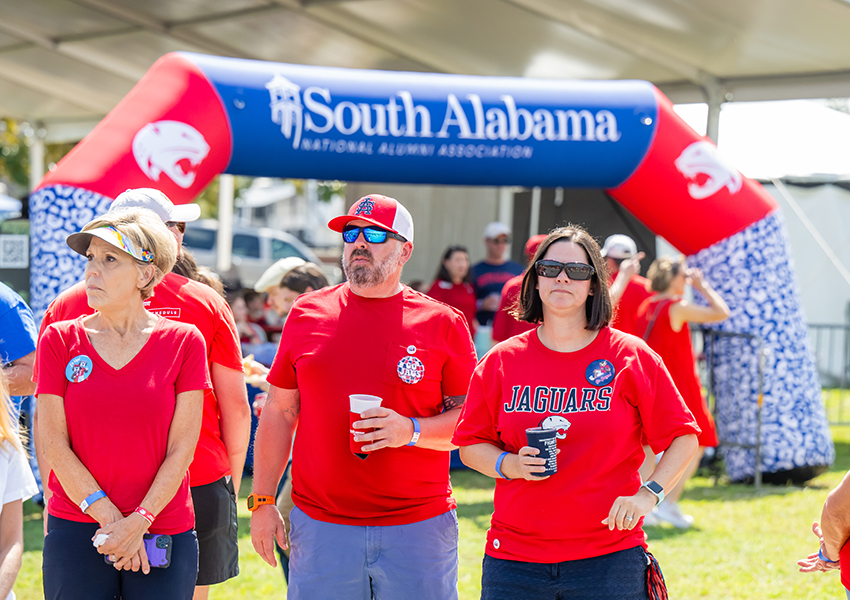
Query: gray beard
xmin=343 ymin=244 xmax=403 ymax=287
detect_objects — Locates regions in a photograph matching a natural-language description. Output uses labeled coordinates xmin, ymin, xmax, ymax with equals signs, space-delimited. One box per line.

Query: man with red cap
xmin=491 ymin=234 xmax=547 ymax=344
xmin=249 ymin=194 xmax=477 ymax=600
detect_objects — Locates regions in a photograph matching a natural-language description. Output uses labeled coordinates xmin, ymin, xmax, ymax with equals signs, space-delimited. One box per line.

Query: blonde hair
xmin=0 ymin=373 xmax=25 ymax=455
xmin=647 ymin=255 xmax=687 ymax=293
xmin=82 ymin=208 xmax=177 ymax=300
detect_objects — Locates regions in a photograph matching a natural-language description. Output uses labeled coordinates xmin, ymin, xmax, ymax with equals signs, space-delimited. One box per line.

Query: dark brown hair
xmin=279 ymin=263 xmax=329 ymax=294
xmin=434 ymin=245 xmax=471 ymax=284
xmin=513 ymin=225 xmax=612 ymax=330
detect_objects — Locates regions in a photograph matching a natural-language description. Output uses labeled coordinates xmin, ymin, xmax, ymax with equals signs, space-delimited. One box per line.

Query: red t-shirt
xmin=35 ymin=273 xmax=243 ymax=485
xmin=609 ymin=272 xmax=652 ymax=337
xmin=491 ymin=274 xmax=534 ymax=343
xmin=426 ymin=280 xmax=477 ymax=333
xmin=35 ymin=317 xmax=211 ymax=534
xmin=267 ymin=283 xmax=477 ymax=526
xmin=636 ymin=298 xmax=718 ymax=447
xmin=452 ymin=327 xmax=700 ymax=563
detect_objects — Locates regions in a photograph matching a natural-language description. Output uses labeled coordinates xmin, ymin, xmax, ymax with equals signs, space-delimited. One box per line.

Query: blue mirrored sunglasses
xmin=342 ymin=225 xmax=407 ymax=244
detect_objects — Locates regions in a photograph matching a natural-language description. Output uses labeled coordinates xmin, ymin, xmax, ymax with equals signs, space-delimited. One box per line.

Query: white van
xmin=182 ymin=219 xmax=338 ymax=287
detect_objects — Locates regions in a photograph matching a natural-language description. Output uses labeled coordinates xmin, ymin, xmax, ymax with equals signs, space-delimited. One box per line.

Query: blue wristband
xmin=80 ymin=490 xmax=107 ymax=513
xmin=407 ymin=417 xmax=421 ymax=446
xmin=819 ymin=548 xmax=839 ymax=564
xmin=495 ymin=451 xmax=511 ymax=480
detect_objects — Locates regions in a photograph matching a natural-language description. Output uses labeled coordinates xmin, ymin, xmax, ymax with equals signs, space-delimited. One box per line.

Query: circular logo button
xmin=397 ymin=356 xmax=425 ymax=384
xmin=585 ymin=359 xmax=615 ymax=386
xmin=406 ymin=345 xmax=417 ymax=355
xmin=493 ymin=539 xmax=501 ymax=549
xmin=65 ymin=355 xmax=93 ymax=383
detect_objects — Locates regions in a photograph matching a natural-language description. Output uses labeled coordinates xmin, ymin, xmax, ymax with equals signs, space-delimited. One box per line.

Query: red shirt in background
xmin=426 ymin=279 xmax=477 ymax=333
xmin=268 ymin=283 xmax=477 ymax=527
xmin=36 ymin=272 xmax=243 ymax=486
xmin=452 ymin=327 xmax=699 ymax=563
xmin=609 ymin=271 xmax=652 ymax=337
xmin=636 ymin=297 xmax=718 ymax=447
xmin=36 ymin=317 xmax=211 ymax=534
xmin=491 ymin=274 xmax=534 ymax=343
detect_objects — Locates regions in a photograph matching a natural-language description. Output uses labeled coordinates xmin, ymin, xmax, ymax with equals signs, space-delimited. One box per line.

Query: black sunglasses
xmin=166 ymin=221 xmax=186 ymax=233
xmin=342 ymin=225 xmax=407 ymax=244
xmin=535 ymin=260 xmax=596 ymax=280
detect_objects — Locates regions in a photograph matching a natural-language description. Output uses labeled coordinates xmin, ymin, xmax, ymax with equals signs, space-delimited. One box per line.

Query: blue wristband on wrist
xmin=819 ymin=548 xmax=839 ymax=563
xmin=80 ymin=490 xmax=107 ymax=513
xmin=495 ymin=451 xmax=511 ymax=480
xmin=407 ymin=417 xmax=421 ymax=446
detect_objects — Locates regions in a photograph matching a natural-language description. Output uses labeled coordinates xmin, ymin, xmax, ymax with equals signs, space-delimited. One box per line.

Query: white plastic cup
xmin=349 ymin=394 xmax=383 ymax=458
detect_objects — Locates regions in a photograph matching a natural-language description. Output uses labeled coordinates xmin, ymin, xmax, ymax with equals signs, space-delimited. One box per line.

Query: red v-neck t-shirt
xmin=36 ymin=317 xmax=211 ymax=534
xmin=35 ymin=273 xmax=242 ymax=486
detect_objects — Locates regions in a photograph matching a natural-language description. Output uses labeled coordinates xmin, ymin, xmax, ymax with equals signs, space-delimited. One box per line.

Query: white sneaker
xmin=654 ymin=501 xmax=693 ymax=529
xmin=642 ymin=509 xmax=661 ymax=527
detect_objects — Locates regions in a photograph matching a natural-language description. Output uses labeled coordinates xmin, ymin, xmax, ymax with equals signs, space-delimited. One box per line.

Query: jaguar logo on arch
xmin=132 ymin=120 xmax=211 ymax=189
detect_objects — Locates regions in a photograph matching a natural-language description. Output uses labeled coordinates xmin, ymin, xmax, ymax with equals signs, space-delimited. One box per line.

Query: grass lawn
xmin=15 ymin=432 xmax=850 ymax=599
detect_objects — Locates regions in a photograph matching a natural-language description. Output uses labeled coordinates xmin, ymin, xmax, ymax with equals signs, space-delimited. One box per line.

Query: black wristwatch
xmin=641 ymin=480 xmax=665 ymax=505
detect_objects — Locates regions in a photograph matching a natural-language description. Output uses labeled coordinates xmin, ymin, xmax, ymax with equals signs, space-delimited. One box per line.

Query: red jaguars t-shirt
xmin=452 ymin=327 xmax=699 ymax=563
xmin=267 ymin=283 xmax=477 ymax=526
xmin=36 ymin=317 xmax=211 ymax=534
xmin=35 ymin=273 xmax=243 ymax=486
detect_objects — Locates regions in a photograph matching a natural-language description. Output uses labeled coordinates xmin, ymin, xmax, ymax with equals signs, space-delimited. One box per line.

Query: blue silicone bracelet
xmin=819 ymin=548 xmax=839 ymax=563
xmin=80 ymin=490 xmax=106 ymax=513
xmin=495 ymin=451 xmax=511 ymax=480
xmin=406 ymin=417 xmax=421 ymax=446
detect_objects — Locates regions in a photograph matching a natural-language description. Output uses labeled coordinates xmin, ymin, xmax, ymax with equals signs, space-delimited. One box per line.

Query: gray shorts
xmin=288 ymin=506 xmax=459 ymax=600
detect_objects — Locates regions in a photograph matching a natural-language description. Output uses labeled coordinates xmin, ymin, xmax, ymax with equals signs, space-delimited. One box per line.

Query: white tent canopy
xmin=3 ymin=0 xmax=850 ymax=145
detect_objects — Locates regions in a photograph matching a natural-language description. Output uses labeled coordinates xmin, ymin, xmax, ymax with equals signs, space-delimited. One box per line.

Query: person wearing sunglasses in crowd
xmin=249 ymin=194 xmax=476 ymax=600
xmin=634 ymin=256 xmax=730 ymax=529
xmin=35 ymin=189 xmax=250 ymax=600
xmin=453 ymin=225 xmax=700 ymax=600
xmin=470 ymin=222 xmax=524 ymax=354
xmin=36 ymin=208 xmax=209 ymax=599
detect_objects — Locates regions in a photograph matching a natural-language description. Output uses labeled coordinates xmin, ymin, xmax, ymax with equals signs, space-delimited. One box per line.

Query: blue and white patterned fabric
xmin=688 ymin=210 xmax=834 ymax=481
xmin=29 ymin=184 xmax=113 ymax=321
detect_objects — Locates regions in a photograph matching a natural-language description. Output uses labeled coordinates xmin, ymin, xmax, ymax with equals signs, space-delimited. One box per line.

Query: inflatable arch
xmin=31 ymin=52 xmax=833 ymax=482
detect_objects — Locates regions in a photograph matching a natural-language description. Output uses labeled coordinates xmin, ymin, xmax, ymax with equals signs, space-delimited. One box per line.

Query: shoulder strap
xmin=642 ymin=299 xmax=672 ymax=341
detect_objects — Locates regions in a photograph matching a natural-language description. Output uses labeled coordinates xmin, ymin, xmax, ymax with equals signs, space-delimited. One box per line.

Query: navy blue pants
xmin=481 ymin=546 xmax=650 ymax=600
xmin=43 ymin=515 xmax=198 ymax=600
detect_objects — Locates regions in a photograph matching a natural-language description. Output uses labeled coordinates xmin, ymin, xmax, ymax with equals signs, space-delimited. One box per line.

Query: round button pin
xmin=65 ymin=355 xmax=93 ymax=383
xmin=407 ymin=345 xmax=417 ymax=355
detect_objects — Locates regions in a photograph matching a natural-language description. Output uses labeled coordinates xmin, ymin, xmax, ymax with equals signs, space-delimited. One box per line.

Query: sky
xmin=673 ymin=100 xmax=850 ymax=181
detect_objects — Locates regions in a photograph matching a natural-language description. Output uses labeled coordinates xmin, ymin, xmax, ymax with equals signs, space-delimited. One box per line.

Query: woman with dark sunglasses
xmin=635 ymin=256 xmax=730 ymax=529
xmin=452 ymin=225 xmax=700 ymax=600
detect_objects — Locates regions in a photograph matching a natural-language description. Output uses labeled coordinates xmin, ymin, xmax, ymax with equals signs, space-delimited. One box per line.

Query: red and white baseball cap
xmin=328 ymin=194 xmax=414 ymax=243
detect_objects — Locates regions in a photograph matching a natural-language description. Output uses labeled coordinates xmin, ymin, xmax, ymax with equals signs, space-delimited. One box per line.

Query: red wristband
xmin=134 ymin=506 xmax=155 ymax=526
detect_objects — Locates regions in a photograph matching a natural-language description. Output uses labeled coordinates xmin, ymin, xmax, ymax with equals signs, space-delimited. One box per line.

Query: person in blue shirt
xmin=470 ymin=222 xmax=524 ymax=327
xmin=0 ymin=282 xmax=37 ymax=416
xmin=470 ymin=222 xmax=524 ymax=356
xmin=0 ymin=282 xmax=40 ymax=500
